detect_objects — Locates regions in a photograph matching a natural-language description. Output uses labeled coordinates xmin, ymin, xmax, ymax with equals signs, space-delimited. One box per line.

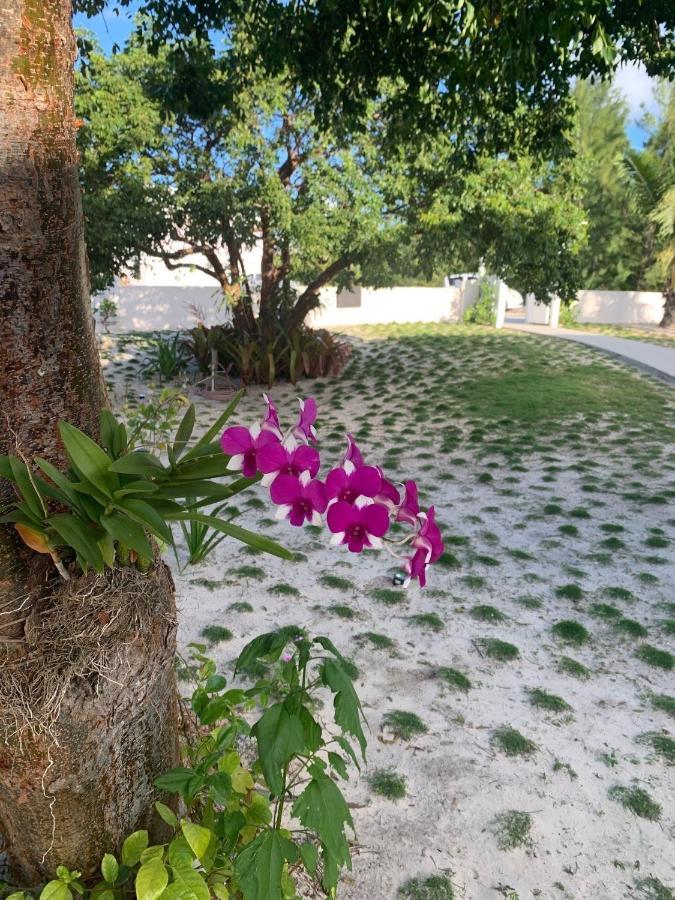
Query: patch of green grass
xmin=634 ymin=876 xmax=673 ymax=900
xmin=370 ymin=587 xmax=405 ymax=605
xmin=474 ymin=554 xmax=500 ymax=567
xmin=489 ymin=810 xmax=532 ymax=851
xmin=558 ymin=656 xmax=591 ymax=679
xmin=559 ymin=524 xmax=579 ymax=537
xmin=658 ymin=618 xmax=675 ymax=636
xmin=267 ymin=582 xmax=300 ymax=597
xmin=569 ymin=507 xmax=591 ymax=519
xmin=552 ymin=620 xmax=589 ymax=646
xmin=543 ymin=503 xmax=563 ymax=515
xmin=369 ymin=768 xmax=407 ymax=800
xmin=231 ymin=564 xmax=266 ymax=580
xmin=437 ymin=667 xmax=472 ymax=692
xmin=645 ymin=535 xmax=669 ymax=549
xmin=461 ymin=575 xmax=486 ymax=589
xmin=382 ymin=710 xmax=428 ymax=741
xmin=515 ymin=595 xmax=542 ymax=609
xmin=638 ymin=572 xmax=659 ymax=585
xmin=507 ymin=548 xmax=535 ymax=561
xmin=409 ymin=612 xmax=444 ymax=632
xmin=604 ymin=586 xmax=634 ymax=602
xmin=590 ymin=603 xmax=621 ymax=620
xmin=190 ymin=577 xmax=223 ymax=590
xmin=635 ymin=645 xmax=674 ymax=670
xmin=200 ymin=625 xmax=233 ymax=644
xmin=478 ymin=638 xmax=520 ymax=661
xmin=528 ymin=688 xmax=572 ymax=712
xmin=359 ymin=631 xmax=395 ymax=650
xmin=492 ymin=726 xmax=537 ymax=757
xmin=608 ymin=784 xmax=661 ymax=821
xmin=438 ymin=550 xmax=462 ymax=569
xmin=328 ymin=604 xmax=356 ymax=619
xmin=227 ymin=601 xmax=253 ymax=613
xmin=614 ymin=618 xmax=648 ymax=638
xmin=397 ymin=875 xmax=454 ymax=900
xmin=556 ymin=583 xmax=584 ymax=601
xmin=651 ymin=693 xmax=675 ymax=718
xmin=552 ymin=759 xmax=578 ymax=780
xmin=636 ymin=732 xmax=675 ymax=764
xmin=319 ymin=574 xmax=353 ymax=591
xmin=469 ymin=604 xmax=505 ymax=623
xmin=600 ymin=523 xmax=625 ymax=533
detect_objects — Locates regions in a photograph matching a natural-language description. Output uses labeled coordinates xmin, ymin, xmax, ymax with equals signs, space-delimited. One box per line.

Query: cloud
xmin=613 ymin=62 xmax=660 ymax=122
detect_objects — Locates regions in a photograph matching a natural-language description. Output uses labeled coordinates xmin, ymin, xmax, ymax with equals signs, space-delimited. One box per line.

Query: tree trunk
xmin=0 ymin=0 xmax=179 ymax=883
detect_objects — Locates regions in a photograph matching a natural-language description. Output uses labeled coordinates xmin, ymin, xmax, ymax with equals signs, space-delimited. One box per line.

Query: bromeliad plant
xmin=221 ymin=395 xmax=444 ymax=586
xmin=0 ymin=391 xmax=291 ymax=578
xmin=5 ymin=627 xmax=366 ymax=900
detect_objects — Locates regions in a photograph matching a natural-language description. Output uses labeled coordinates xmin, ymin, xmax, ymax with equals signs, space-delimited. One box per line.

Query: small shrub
xmin=492 ymin=726 xmax=537 ymax=757
xmin=478 ymin=638 xmax=520 ymax=661
xmin=437 ymin=667 xmax=472 ymax=692
xmin=382 ymin=710 xmax=428 ymax=741
xmin=490 ymin=810 xmax=532 ymax=850
xmin=556 ymin=583 xmax=584 ymax=601
xmin=369 ymin=768 xmax=407 ymax=800
xmin=463 ymin=280 xmax=496 ymax=326
xmin=470 ymin=604 xmax=505 ymax=622
xmin=200 ymin=625 xmax=233 ymax=644
xmin=409 ymin=612 xmax=444 ymax=632
xmin=552 ymin=620 xmax=589 ymax=646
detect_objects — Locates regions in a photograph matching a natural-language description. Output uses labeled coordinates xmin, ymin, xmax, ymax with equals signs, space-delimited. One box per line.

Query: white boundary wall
xmin=576 ymin=290 xmax=663 ymax=325
xmin=307 ymin=285 xmax=462 ymax=328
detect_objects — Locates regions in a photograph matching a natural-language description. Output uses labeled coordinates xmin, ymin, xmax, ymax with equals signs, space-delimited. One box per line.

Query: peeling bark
xmin=0 ymin=0 xmax=179 ymax=882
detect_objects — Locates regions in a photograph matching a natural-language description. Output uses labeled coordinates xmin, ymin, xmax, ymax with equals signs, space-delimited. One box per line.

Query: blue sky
xmin=74 ymin=8 xmax=658 ymax=149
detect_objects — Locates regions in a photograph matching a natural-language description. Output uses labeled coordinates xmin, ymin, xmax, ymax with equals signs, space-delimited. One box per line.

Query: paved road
xmin=506 ymin=323 xmax=675 ymax=384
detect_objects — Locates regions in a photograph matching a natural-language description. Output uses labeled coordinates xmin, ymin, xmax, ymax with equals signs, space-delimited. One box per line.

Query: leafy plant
xmin=124 ymin=387 xmax=189 ymax=450
xmin=462 ymin=280 xmax=496 ymax=326
xmin=0 ymin=392 xmax=291 ymax=578
xmin=142 ymin=332 xmax=190 ymax=382
xmin=94 ymin=296 xmax=118 ymax=334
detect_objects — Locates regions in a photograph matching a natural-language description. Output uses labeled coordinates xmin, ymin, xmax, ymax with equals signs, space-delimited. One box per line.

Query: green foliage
xmin=124 ymin=387 xmax=189 ymax=450
xmin=0 ymin=394 xmax=291 ymax=577
xmin=635 ymin=645 xmax=674 ymax=670
xmin=527 ymin=689 xmax=572 ymax=713
xmin=478 ymin=638 xmax=520 ymax=661
xmin=398 ymin=875 xmax=454 ymax=899
xmin=608 ymin=784 xmax=662 ymax=821
xmin=142 ymin=333 xmax=190 ymax=382
xmin=492 ymin=727 xmax=537 ymax=758
xmin=651 ymin=693 xmax=675 ymax=718
xmin=382 ymin=710 xmax=428 ymax=741
xmin=463 ymin=280 xmax=496 ymax=325
xmin=94 ymin=296 xmax=118 ymax=333
xmin=436 ymin=667 xmax=471 ymax=692
xmin=369 ymin=769 xmax=407 ymax=799
xmin=558 ymin=657 xmax=591 ymax=679
xmin=32 ymin=630 xmax=366 ymax=899
xmin=489 ymin=810 xmax=533 ymax=851
xmin=552 ymin=620 xmax=589 ymax=646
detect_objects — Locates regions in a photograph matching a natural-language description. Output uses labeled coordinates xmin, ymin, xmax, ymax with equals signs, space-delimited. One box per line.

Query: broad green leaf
xmin=292 ymin=765 xmax=354 ymax=882
xmin=299 ymin=843 xmax=318 ymax=877
xmin=100 ymin=409 xmax=119 ymax=454
xmin=154 ymin=800 xmax=178 ymax=827
xmin=98 ymin=533 xmax=115 ymax=568
xmin=115 ymin=497 xmax=173 ymax=543
xmin=299 ymin=706 xmax=322 ymax=754
xmin=40 ymin=882 xmax=71 ymax=900
xmin=173 ymin=454 xmax=235 ymax=481
xmin=234 ymin=829 xmax=298 ymax=900
xmin=320 ymin=659 xmax=367 ymax=759
xmin=206 ymin=771 xmax=232 ymax=805
xmin=204 ymin=674 xmax=227 ymax=692
xmin=112 ymin=423 xmax=128 ymax=457
xmin=135 ymin=858 xmax=168 ymax=900
xmin=108 ymin=452 xmax=166 ymax=477
xmin=181 ymin=822 xmax=212 ymax=862
xmin=6 ymin=893 xmax=27 ymax=900
xmin=164 ymin=868 xmax=210 ymax=900
xmin=252 ymin=701 xmax=305 ymax=796
xmin=181 ymin=390 xmax=244 ymax=461
xmin=166 ymin=835 xmax=195 ymax=871
xmin=121 ymin=829 xmax=148 ymax=867
xmin=58 ymin=422 xmax=116 ymax=498
xmin=48 ymin=514 xmax=104 ymax=572
xmin=140 ymin=846 xmax=165 ymax=863
xmin=334 ymin=735 xmax=361 ymax=772
xmin=231 ymin=767 xmax=254 ymax=794
xmin=166 ymin=513 xmax=292 ymax=560
xmin=9 ymin=456 xmax=45 ymax=519
xmin=155 ymin=767 xmax=197 ymax=794
xmin=172 ymin=404 xmax=196 ymax=459
xmin=328 ymin=752 xmax=348 ymax=780
xmin=101 ymin=853 xmax=119 ymax=884
xmin=100 ymin=512 xmax=153 ymax=560
xmin=0 ymin=454 xmax=13 ymax=480
xmin=211 ymin=884 xmax=230 ymax=900
xmin=235 ymin=627 xmax=303 ymax=676
xmin=113 ymin=481 xmax=159 ymax=498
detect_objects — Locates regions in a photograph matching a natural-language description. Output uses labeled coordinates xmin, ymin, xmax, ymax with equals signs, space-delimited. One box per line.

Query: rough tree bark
xmin=0 ymin=0 xmax=179 ymax=884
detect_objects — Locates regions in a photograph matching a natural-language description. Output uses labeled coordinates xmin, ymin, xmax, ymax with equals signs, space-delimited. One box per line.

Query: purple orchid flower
xmin=412 ymin=506 xmax=444 ymax=563
xmin=220 ymin=425 xmax=278 ymax=477
xmin=293 ymin=397 xmax=318 ymax=444
xmin=327 ymin=500 xmax=390 ymax=552
xmin=343 ymin=434 xmax=365 ymax=469
xmin=325 ymin=464 xmax=382 ymax=506
xmin=270 ymin=471 xmax=327 ymax=527
xmin=396 ymin=480 xmax=420 ymax=525
xmin=261 ymin=393 xmax=282 ymax=438
xmin=405 ymin=547 xmax=429 ymax=587
xmin=257 ymin=438 xmax=321 ymax=486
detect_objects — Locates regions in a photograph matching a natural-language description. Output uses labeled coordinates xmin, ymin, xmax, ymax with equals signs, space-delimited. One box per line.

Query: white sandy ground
xmin=102 ymin=332 xmax=675 ymax=900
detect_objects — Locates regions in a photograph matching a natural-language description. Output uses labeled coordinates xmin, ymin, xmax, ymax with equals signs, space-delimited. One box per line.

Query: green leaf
xmin=108 ymin=452 xmax=166 ymax=477
xmin=181 ymin=390 xmax=244 ymax=461
xmin=58 ymin=422 xmax=116 ymax=498
xmin=115 ymin=497 xmax=173 ymax=543
xmin=48 ymin=514 xmax=104 ymax=572
xmin=155 ymin=767 xmax=197 ymax=794
xmin=328 ymin=752 xmax=348 ymax=780
xmin=334 ymin=735 xmax=361 ymax=772
xmin=299 ymin=843 xmax=318 ymax=876
xmin=101 ymin=854 xmax=119 ymax=884
xmin=40 ymin=882 xmax=71 ymax=900
xmin=299 ymin=705 xmax=322 ymax=754
xmin=181 ymin=822 xmax=212 ymax=863
xmin=98 ymin=533 xmax=115 ymax=568
xmin=166 ymin=512 xmax=292 ymax=560
xmin=100 ymin=512 xmax=153 ymax=560
xmin=135 ymin=858 xmax=168 ymax=900
xmin=113 ymin=481 xmax=159 ymax=498
xmin=292 ymin=765 xmax=354 ymax=883
xmin=173 ymin=455 xmax=235 ymax=481
xmin=320 ymin=659 xmax=367 ymax=759
xmin=36 ymin=459 xmax=84 ymax=508
xmin=172 ymin=404 xmax=196 ymax=459
xmin=166 ymin=835 xmax=195 ymax=871
xmin=6 ymin=892 xmax=27 ymax=900
xmin=234 ymin=829 xmax=298 ymax=900
xmin=235 ymin=626 xmax=303 ymax=676
xmin=251 ymin=701 xmax=305 ymax=796
xmin=9 ymin=456 xmax=45 ymax=519
xmin=204 ymin=674 xmax=227 ymax=692
xmin=163 ymin=868 xmax=210 ymax=900
xmin=154 ymin=801 xmax=178 ymax=827
xmin=206 ymin=771 xmax=232 ymax=804
xmin=121 ymin=829 xmax=149 ymax=867
xmin=100 ymin=410 xmax=119 ymax=454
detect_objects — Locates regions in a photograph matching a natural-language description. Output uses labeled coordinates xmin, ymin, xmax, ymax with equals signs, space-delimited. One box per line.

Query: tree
xmin=0 ymin=1 xmax=179 ymax=882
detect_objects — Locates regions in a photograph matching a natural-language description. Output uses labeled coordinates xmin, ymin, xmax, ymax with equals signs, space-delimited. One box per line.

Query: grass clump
xmin=552 ymin=620 xmax=589 ymax=646
xmin=227 ymin=601 xmax=253 ymax=613
xmin=382 ymin=710 xmax=428 ymax=741
xmin=409 ymin=612 xmax=444 ymax=632
xmin=267 ymin=582 xmax=300 ymax=597
xmin=369 ymin=768 xmax=407 ymax=800
xmin=319 ymin=574 xmax=353 ymax=591
xmin=370 ymin=587 xmax=404 ymax=605
xmin=492 ymin=726 xmax=537 ymax=757
xmin=515 ymin=595 xmax=542 ymax=609
xmin=636 ymin=732 xmax=675 ymax=764
xmin=397 ymin=875 xmax=454 ymax=900
xmin=231 ymin=564 xmax=266 ymax=580
xmin=590 ymin=603 xmax=621 ymax=620
xmin=608 ymin=784 xmax=661 ymax=821
xmin=528 ymin=688 xmax=572 ymax=712
xmin=200 ymin=625 xmax=233 ymax=644
xmin=614 ymin=618 xmax=648 ymax=638
xmin=604 ymin=586 xmax=634 ymax=602
xmin=437 ymin=667 xmax=472 ymax=692
xmin=478 ymin=638 xmax=520 ymax=661
xmin=359 ymin=631 xmax=395 ymax=650
xmin=635 ymin=645 xmax=674 ymax=670
xmin=490 ymin=810 xmax=532 ymax=851
xmin=555 ymin=583 xmax=584 ymax=601
xmin=651 ymin=694 xmax=675 ymax=718
xmin=558 ymin=656 xmax=591 ymax=679
xmin=328 ymin=604 xmax=356 ymax=619
xmin=634 ymin=877 xmax=673 ymax=900
xmin=470 ymin=604 xmax=505 ymax=623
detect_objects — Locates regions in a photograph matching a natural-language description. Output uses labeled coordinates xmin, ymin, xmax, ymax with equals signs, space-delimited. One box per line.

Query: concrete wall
xmin=307 ymin=285 xmax=461 ymax=328
xmin=95 ymin=285 xmax=225 ymax=332
xmin=576 ymin=290 xmax=664 ymax=325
